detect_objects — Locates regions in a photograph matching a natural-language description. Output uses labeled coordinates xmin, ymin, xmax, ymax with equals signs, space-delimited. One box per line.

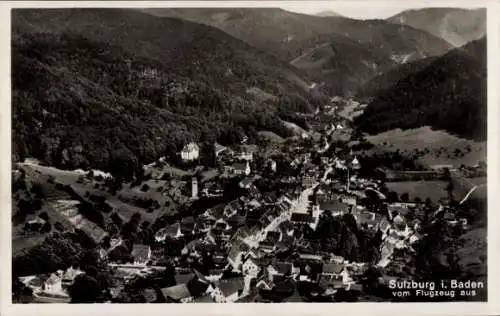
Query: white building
xmin=191 ymin=177 xmax=198 ymax=199
xmin=269 ymin=160 xmax=277 ymax=172
xmin=180 ymin=142 xmax=200 ymax=161
xmin=43 ymin=273 xmax=68 ymax=297
xmin=233 ymin=162 xmax=251 ymax=176
xmin=351 ymin=156 xmax=360 ymax=169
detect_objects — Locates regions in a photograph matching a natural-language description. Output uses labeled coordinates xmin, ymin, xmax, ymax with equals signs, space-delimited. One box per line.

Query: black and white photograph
xmin=6 ymin=0 xmax=494 ymax=309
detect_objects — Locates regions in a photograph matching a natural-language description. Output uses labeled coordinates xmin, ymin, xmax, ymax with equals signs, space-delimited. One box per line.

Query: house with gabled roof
xmin=267 ymin=261 xmax=293 ymax=282
xmin=212 ymin=277 xmax=245 ymax=303
xmin=239 ymin=177 xmax=255 ymax=189
xmin=42 ymin=273 xmax=68 ymax=298
xmin=232 ymin=161 xmax=251 ymax=176
xmin=319 ymin=274 xmax=345 ymax=292
xmin=242 ymin=257 xmax=261 ymax=277
xmin=131 ymin=244 xmax=152 ymax=266
xmin=322 ymin=262 xmax=345 ymax=276
xmin=239 ymin=144 xmax=257 ymax=161
xmin=258 ymin=240 xmax=276 ymax=254
xmin=356 ymin=211 xmax=378 ymax=228
xmin=291 ymin=212 xmax=313 ymax=225
xmin=255 ymin=277 xmax=274 ymax=291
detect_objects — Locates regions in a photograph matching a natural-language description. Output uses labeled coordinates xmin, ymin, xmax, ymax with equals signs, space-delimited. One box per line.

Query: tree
xmin=141 ymin=221 xmax=151 ymax=230
xmin=68 ymin=274 xmax=101 ymax=303
xmin=442 ymin=168 xmax=451 ymax=181
xmin=79 ymin=250 xmax=100 ymax=270
xmin=446 ymin=181 xmax=454 ymax=201
xmin=131 ymin=212 xmax=142 ymax=223
xmin=386 ymin=191 xmax=398 ymax=203
xmin=30 ymin=182 xmax=46 ymax=199
xmin=54 ymin=222 xmax=64 ymax=232
xmin=39 ymin=211 xmax=49 ymax=221
xmin=41 ymin=222 xmax=52 ymax=233
xmin=400 ymin=193 xmax=410 ymax=202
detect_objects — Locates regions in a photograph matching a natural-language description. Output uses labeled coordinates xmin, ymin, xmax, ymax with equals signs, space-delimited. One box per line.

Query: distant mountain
xmin=142 ymin=8 xmax=453 ymax=95
xmin=13 ymin=9 xmax=310 ymax=96
xmin=354 ymin=37 xmax=486 ymax=141
xmin=388 ymin=8 xmax=486 ymax=47
xmin=316 ymin=10 xmax=343 ymax=17
xmin=12 ymin=9 xmax=316 ymax=177
xmin=290 ymin=40 xmax=391 ymax=97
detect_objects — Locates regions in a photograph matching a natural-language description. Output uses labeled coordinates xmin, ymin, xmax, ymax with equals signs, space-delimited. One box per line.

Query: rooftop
xmin=322 ymin=262 xmax=344 ymax=275
xmin=218 ymin=277 xmax=245 ymax=297
xmin=131 ymin=244 xmax=150 ymax=261
xmin=161 ymin=284 xmax=192 ymax=301
xmin=291 ymin=212 xmax=313 ymax=223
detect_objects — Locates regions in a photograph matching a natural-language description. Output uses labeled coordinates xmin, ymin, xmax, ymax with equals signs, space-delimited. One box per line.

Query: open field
xmin=466 ymin=177 xmax=487 ymax=186
xmin=282 ymin=120 xmax=308 ymax=136
xmin=386 ymin=180 xmax=448 ymax=203
xmin=16 ymin=162 xmax=176 ymax=223
xmin=144 ymin=163 xmax=191 ymax=179
xmin=366 ymin=126 xmax=486 ymax=167
xmin=338 ymin=102 xmax=367 ymax=120
xmin=258 ymin=131 xmax=285 ymax=143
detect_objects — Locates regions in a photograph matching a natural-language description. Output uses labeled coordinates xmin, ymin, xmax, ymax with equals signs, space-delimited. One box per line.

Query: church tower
xmin=191 ymin=177 xmax=198 ymax=199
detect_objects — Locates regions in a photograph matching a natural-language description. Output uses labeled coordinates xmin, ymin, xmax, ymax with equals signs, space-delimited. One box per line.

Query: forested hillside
xmin=12 ymin=9 xmax=319 ymax=178
xmin=355 ymin=37 xmax=486 ymax=141
xmin=356 ymin=56 xmax=438 ymax=97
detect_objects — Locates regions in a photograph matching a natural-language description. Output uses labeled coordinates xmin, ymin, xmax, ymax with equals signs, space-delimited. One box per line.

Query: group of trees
xmin=357 ymin=152 xmax=424 ymax=177
xmin=12 ymin=172 xmax=51 ymax=227
xmin=12 ymin=231 xmax=99 ymax=277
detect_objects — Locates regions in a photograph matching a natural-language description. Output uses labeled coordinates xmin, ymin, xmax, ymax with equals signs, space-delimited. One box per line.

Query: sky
xmin=278 ymin=1 xmax=482 ymax=20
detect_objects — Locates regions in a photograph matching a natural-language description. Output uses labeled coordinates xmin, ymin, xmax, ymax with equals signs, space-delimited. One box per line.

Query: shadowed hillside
xmin=355 ymin=37 xmax=486 ymax=141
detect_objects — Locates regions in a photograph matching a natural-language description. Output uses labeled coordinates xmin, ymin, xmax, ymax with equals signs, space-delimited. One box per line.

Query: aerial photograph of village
xmin=11 ymin=5 xmax=487 ymax=304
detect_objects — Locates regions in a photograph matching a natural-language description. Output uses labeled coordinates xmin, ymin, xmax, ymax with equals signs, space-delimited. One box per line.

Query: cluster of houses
xmin=104 ymin=146 xmax=434 ymax=302
xmin=18 ymin=266 xmax=85 ymax=302
xmin=103 ymin=114 xmax=443 ymax=302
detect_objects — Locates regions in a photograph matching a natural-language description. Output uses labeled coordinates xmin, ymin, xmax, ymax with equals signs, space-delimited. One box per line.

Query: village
xmin=14 ymin=102 xmax=481 ymax=303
